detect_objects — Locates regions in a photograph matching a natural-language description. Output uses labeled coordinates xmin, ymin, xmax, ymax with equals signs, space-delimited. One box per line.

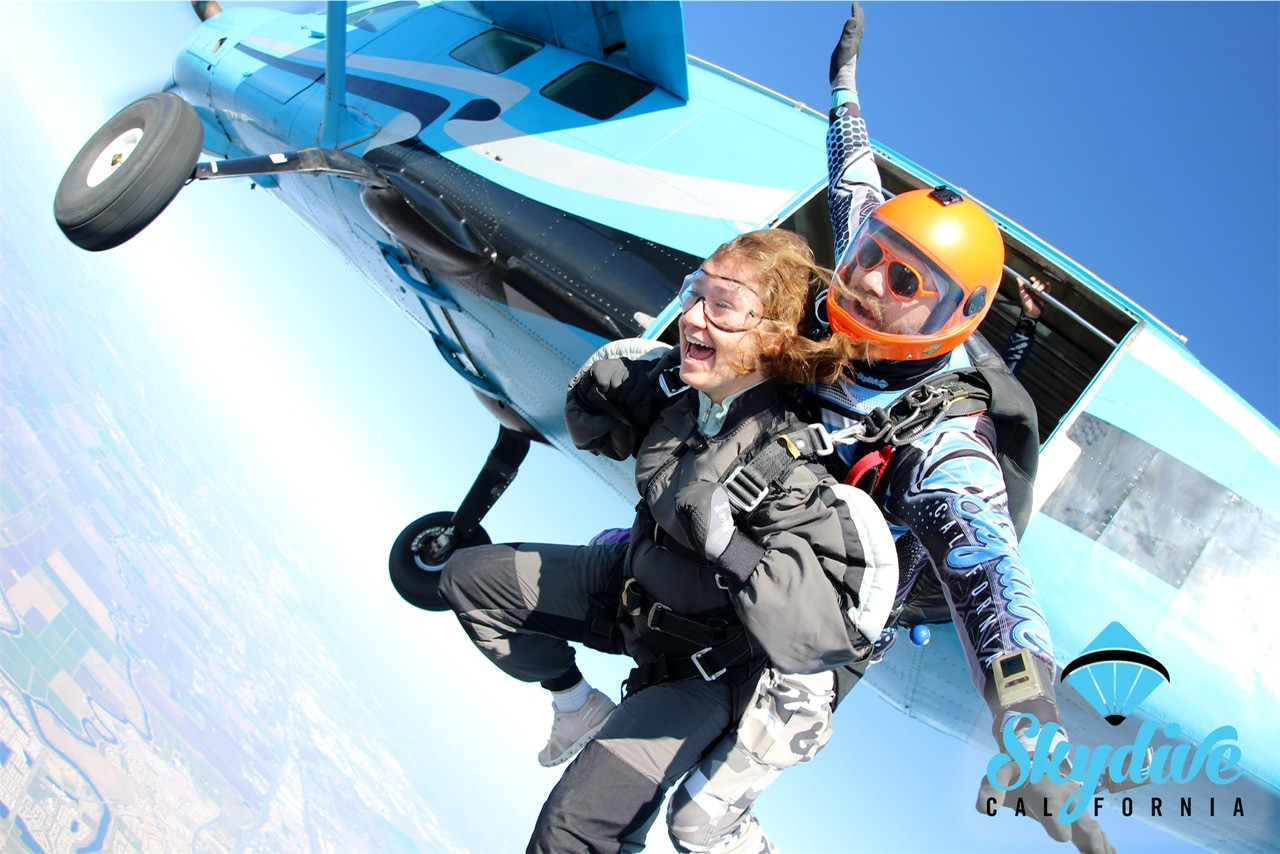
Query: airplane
xmin=48 ymin=1 xmax=1278 ymax=850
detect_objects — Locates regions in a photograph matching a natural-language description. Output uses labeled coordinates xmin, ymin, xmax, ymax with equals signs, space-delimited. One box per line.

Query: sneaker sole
xmin=538 ymin=717 xmax=610 ymax=768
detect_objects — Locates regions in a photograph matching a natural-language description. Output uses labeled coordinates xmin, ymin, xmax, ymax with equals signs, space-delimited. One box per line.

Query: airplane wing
xmin=471 ymin=1 xmax=689 ymax=99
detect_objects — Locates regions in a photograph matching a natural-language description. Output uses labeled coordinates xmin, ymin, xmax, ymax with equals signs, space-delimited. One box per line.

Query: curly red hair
xmin=708 ymin=229 xmax=870 ymax=384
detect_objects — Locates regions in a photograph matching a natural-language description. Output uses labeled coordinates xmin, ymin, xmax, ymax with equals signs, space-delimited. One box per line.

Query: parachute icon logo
xmin=1062 ymin=622 xmax=1170 ymax=726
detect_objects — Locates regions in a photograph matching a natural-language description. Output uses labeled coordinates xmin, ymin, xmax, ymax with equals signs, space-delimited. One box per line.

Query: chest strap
xmin=832 ymin=371 xmax=990 ymax=495
xmin=828 ymin=372 xmax=990 ymax=448
xmin=722 ymin=373 xmax=993 ymax=509
xmin=722 ymin=422 xmax=833 ymax=512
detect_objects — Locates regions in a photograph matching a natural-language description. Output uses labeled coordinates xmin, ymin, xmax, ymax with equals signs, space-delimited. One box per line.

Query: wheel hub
xmin=411 ymin=525 xmax=456 ymax=568
xmin=86 ymin=127 xmax=144 ymax=188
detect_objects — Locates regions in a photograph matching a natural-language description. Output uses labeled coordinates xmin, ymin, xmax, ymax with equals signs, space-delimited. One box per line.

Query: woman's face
xmin=678 ymin=254 xmax=769 ymax=404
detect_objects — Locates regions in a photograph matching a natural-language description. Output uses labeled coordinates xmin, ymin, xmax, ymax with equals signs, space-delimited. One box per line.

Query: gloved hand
xmin=829 ymin=2 xmax=865 ymax=92
xmin=674 ymin=482 xmax=765 ymax=587
xmin=573 ymin=357 xmax=658 ymax=426
xmin=565 ymin=401 xmax=641 ymax=460
xmin=566 ymin=356 xmax=662 ymax=459
xmin=976 ymin=721 xmax=1116 ymax=854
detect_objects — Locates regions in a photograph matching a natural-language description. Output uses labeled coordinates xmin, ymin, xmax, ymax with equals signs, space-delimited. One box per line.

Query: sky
xmin=2 ymin=2 xmax=1277 ymax=852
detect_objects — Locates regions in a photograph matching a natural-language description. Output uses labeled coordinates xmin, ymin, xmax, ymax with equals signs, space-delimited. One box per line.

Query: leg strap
xmin=625 ymin=631 xmax=755 ymax=696
xmin=621 ymin=578 xmax=732 ymax=648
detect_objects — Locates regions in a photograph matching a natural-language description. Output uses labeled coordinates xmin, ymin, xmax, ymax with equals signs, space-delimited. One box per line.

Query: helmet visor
xmin=831 ymin=218 xmax=975 ymax=340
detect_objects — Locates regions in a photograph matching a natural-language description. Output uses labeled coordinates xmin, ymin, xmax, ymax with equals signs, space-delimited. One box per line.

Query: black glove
xmin=830 ymin=2 xmax=865 ymax=91
xmin=976 ymin=720 xmax=1116 ymax=854
xmin=573 ymin=357 xmax=659 ymax=428
xmin=566 ymin=357 xmax=656 ymax=460
xmin=564 ymin=405 xmax=642 ymax=461
xmin=674 ymin=482 xmax=765 ymax=587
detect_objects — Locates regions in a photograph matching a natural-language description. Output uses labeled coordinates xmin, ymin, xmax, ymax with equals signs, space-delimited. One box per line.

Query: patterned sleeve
xmin=827 ymin=102 xmax=885 ymax=260
xmin=1001 ymin=314 xmax=1039 ymax=377
xmin=880 ymin=418 xmax=1057 ymax=706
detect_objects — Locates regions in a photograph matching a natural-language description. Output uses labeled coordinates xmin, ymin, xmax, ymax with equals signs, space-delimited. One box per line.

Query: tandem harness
xmin=580 ymin=532 xmax=758 ymax=696
xmin=589 ymin=364 xmax=1036 ymax=698
xmin=619 ymin=578 xmax=756 ymax=695
xmin=832 ymin=371 xmax=991 ymax=495
xmin=719 ymin=364 xmax=1037 ymax=639
xmin=718 ymin=370 xmax=992 ymax=514
xmin=800 ymin=362 xmax=1039 ymax=538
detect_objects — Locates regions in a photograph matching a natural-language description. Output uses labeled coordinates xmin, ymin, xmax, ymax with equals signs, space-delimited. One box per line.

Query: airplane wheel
xmin=54 ymin=92 xmax=203 ymax=251
xmin=389 ymin=511 xmax=491 ymax=611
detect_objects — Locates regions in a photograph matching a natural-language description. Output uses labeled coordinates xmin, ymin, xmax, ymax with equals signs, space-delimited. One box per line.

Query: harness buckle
xmin=691 ymin=646 xmax=727 ymax=681
xmin=859 ymin=407 xmax=894 ymax=444
xmin=622 ymin=577 xmax=642 ymax=616
xmin=722 ymin=464 xmax=768 ymax=513
xmin=645 ymin=599 xmax=671 ymax=629
xmin=797 ymin=423 xmax=834 ymax=457
xmin=622 ymin=577 xmax=674 ymax=628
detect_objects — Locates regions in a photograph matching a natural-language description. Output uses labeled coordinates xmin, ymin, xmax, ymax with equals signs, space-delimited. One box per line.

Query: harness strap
xmin=584 ymin=553 xmax=628 ymax=652
xmin=720 ymin=374 xmax=988 ymax=518
xmin=623 ymin=629 xmax=755 ymax=695
xmin=845 ymin=444 xmax=896 ymax=495
xmin=826 ymin=370 xmax=992 ymax=449
xmin=722 ymin=423 xmax=833 ymax=513
xmin=617 ymin=578 xmax=754 ymax=695
xmin=818 ymin=370 xmax=994 ymax=502
xmin=621 ymin=578 xmax=731 ymax=648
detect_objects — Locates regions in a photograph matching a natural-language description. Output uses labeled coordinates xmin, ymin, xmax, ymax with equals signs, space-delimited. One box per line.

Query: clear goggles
xmin=678 ymin=269 xmax=772 ymax=333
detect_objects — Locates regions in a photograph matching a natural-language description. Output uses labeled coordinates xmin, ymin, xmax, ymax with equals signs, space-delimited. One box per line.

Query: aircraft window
xmin=451 ymin=29 xmax=544 ymax=74
xmin=541 ymin=63 xmax=655 ymax=121
xmin=347 ymin=1 xmax=417 ymax=32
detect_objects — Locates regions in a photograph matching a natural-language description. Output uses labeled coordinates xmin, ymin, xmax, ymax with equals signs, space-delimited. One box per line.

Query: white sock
xmin=551 ymin=679 xmax=593 ymax=713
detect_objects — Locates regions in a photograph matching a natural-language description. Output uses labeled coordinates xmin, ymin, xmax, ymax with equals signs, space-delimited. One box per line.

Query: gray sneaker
xmin=538 ymin=689 xmax=616 ymax=767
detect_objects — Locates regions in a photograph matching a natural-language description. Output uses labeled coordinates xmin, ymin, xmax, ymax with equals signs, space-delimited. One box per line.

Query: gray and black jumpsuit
xmin=440 ymin=362 xmax=863 ymax=852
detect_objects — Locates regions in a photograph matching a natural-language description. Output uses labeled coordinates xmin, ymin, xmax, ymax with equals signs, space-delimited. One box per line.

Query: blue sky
xmin=2 ymin=2 xmax=1276 ymax=852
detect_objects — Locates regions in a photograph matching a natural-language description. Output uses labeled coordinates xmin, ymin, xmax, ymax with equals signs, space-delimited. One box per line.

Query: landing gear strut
xmin=388 ymin=426 xmax=532 ymax=611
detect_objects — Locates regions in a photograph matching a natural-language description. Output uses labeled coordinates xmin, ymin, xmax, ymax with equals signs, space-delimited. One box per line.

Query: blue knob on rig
xmin=909 ymin=624 xmax=931 ymax=646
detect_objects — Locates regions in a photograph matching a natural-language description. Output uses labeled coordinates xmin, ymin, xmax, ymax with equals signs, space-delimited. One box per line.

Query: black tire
xmin=54 ymin=92 xmax=203 ymax=251
xmin=389 ymin=512 xmax=491 ymax=611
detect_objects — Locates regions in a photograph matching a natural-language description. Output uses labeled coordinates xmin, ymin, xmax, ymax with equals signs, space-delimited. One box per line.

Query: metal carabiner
xmin=886 ymin=385 xmax=949 ymax=446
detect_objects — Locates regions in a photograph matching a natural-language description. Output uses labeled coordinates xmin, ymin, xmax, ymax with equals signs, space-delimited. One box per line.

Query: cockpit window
xmin=451 ymin=29 xmax=544 ymax=74
xmin=541 ymin=62 xmax=654 ymax=121
xmin=347 ymin=1 xmax=417 ymax=33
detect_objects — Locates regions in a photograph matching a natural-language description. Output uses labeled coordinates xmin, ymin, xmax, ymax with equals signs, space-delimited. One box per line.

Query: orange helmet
xmin=827 ymin=186 xmax=1005 ymax=360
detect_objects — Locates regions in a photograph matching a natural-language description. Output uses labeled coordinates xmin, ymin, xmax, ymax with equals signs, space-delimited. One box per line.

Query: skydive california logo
xmin=984 ymin=622 xmax=1246 ymax=823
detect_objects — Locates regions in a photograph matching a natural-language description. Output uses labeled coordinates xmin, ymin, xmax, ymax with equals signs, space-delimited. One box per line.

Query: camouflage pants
xmin=667 ymin=668 xmax=836 ymax=853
